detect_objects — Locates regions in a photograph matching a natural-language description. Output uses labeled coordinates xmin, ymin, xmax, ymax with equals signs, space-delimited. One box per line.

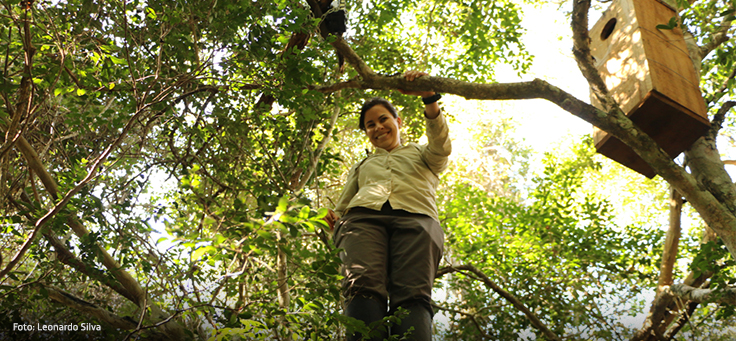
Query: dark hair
xmin=359 ymin=97 xmax=398 ymax=131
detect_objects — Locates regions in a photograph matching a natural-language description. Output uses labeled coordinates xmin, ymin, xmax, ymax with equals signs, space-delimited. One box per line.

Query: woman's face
xmin=364 ymin=104 xmax=402 ymax=152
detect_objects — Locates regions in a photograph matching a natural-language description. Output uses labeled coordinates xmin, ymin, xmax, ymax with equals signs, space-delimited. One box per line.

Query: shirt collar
xmin=372 ymin=142 xmax=406 ymax=154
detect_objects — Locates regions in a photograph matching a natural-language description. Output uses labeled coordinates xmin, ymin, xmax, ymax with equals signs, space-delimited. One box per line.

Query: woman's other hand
xmin=324 ymin=208 xmax=339 ymax=231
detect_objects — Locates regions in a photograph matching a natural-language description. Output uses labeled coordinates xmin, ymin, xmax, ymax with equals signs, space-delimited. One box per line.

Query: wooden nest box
xmin=589 ymin=0 xmax=710 ymax=178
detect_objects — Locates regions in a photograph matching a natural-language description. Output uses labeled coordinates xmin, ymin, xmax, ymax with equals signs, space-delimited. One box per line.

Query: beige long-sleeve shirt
xmin=334 ymin=112 xmax=452 ymax=222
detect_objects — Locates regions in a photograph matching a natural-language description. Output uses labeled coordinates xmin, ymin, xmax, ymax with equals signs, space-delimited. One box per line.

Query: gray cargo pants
xmin=333 ymin=202 xmax=444 ymax=316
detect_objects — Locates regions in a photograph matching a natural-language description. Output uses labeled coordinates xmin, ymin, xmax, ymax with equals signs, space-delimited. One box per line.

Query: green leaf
xmin=289 ymin=225 xmax=298 ymax=237
xmin=109 ymin=55 xmax=127 ymax=65
xmin=146 ymin=7 xmax=157 ymax=20
xmin=277 ymin=196 xmax=289 ymax=214
xmin=656 ymin=16 xmax=678 ymax=30
xmin=298 ymin=206 xmax=310 ymax=219
xmin=192 ymin=246 xmax=215 ymax=260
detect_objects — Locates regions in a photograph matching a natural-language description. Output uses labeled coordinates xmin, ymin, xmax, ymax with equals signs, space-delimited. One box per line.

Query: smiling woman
xmin=323 ymin=70 xmax=451 ymax=340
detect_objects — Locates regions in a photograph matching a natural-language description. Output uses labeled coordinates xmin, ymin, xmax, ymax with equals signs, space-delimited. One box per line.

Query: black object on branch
xmin=324 ymin=0 xmax=347 ymax=34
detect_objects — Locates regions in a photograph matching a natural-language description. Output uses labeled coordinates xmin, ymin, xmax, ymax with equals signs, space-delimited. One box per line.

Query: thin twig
xmin=431 ymin=302 xmax=495 ymax=339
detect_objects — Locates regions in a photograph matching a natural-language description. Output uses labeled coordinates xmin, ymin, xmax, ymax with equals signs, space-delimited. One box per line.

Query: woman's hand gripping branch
xmin=398 ymin=70 xmax=440 ymax=119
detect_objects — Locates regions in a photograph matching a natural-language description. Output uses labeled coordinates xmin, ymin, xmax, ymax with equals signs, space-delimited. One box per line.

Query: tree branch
xmin=8 ymin=189 xmax=140 ymax=305
xmin=685 ymin=131 xmax=736 ymax=225
xmin=698 ymin=3 xmax=735 ymax=58
xmin=632 ymin=226 xmax=718 ymax=341
xmin=657 ymin=187 xmax=683 ymax=294
xmin=330 ymin=37 xmax=375 ymax=79
xmin=431 ymin=302 xmax=495 ymax=340
xmin=3 ymin=81 xmax=215 ymax=282
xmin=708 ymin=100 xmax=736 ymax=139
xmin=0 ymin=192 xmax=47 ymax=281
xmin=663 ymin=300 xmax=700 ymax=339
xmin=3 ymin=5 xmax=35 ymax=152
xmin=44 ymin=284 xmax=141 ymax=330
xmin=632 ymin=288 xmax=676 ymax=341
xmin=276 ymin=231 xmax=290 ymax=310
xmin=665 ymin=284 xmax=736 ymax=305
xmin=570 ymin=0 xmax=618 ymax=111
xmin=294 ymin=91 xmax=342 ymax=192
xmin=437 ymin=264 xmax=561 ymax=341
xmin=3 ymin=132 xmax=150 ymax=310
xmin=44 ymin=233 xmax=138 ymax=303
xmin=4 ymin=190 xmax=183 ymax=339
xmin=565 ymin=2 xmax=736 ymax=267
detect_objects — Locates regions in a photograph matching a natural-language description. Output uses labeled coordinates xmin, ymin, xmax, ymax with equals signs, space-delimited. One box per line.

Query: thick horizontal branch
xmin=437 ymin=264 xmax=561 ymax=341
xmin=666 ymin=284 xmax=736 ymax=305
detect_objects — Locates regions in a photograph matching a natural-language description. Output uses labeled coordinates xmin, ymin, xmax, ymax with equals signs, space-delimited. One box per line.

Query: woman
xmin=325 ymin=70 xmax=451 ymax=340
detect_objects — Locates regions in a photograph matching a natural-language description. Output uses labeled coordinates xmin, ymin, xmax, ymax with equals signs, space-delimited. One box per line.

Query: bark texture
xmin=667 ymin=284 xmax=736 ymax=305
xmin=657 ymin=188 xmax=683 ymax=294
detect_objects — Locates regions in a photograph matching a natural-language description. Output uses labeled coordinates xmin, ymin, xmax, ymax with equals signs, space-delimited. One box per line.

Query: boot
xmin=345 ymin=295 xmax=388 ymax=341
xmin=390 ymin=304 xmax=432 ymax=341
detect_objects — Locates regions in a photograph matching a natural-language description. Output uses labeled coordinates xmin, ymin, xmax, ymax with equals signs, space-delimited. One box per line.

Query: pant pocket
xmin=332 ymin=217 xmax=348 ymax=246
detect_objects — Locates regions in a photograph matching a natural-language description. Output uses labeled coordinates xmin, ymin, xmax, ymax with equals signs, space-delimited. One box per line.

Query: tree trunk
xmin=657 ymin=187 xmax=683 ymax=294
